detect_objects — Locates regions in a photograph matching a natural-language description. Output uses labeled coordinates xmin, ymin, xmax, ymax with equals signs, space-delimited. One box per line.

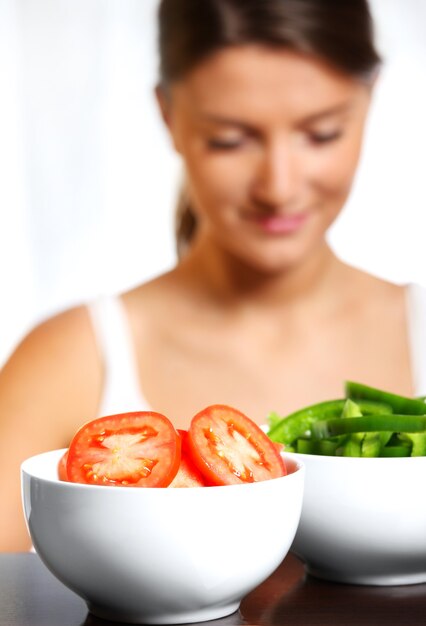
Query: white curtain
xmin=1 ymin=0 xmax=426 ymax=366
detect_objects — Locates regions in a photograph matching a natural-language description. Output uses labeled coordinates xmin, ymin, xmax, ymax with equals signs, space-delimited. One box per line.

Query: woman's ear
xmin=155 ymin=84 xmax=171 ymax=128
xmin=366 ymin=67 xmax=381 ymax=92
xmin=155 ymin=84 xmax=182 ymax=153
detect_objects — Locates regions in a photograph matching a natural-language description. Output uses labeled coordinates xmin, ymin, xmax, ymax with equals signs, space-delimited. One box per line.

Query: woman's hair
xmin=158 ymin=0 xmax=381 ymax=258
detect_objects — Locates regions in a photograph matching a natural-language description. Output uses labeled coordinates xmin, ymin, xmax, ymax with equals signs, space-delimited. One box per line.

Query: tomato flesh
xmin=169 ymin=430 xmax=206 ymax=488
xmin=57 ymin=450 xmax=69 ymax=481
xmin=168 ymin=455 xmax=206 ymax=488
xmin=188 ymin=405 xmax=287 ymax=485
xmin=66 ymin=412 xmax=181 ymax=487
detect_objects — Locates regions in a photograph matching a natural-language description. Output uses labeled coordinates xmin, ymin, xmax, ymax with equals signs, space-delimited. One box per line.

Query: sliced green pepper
xmin=399 ymin=432 xmax=426 ymax=456
xmin=268 ymin=398 xmax=392 ymax=445
xmin=383 ymin=433 xmax=413 ymax=456
xmin=340 ymin=399 xmax=363 ymax=456
xmin=361 ymin=434 xmax=380 ymax=457
xmin=345 ymin=381 xmax=426 ymax=415
xmin=312 ymin=414 xmax=426 ymax=440
xmin=267 ymin=399 xmax=346 ymax=444
xmin=296 ymin=437 xmax=343 ymax=456
xmin=267 ymin=383 xmax=426 ymax=457
xmin=360 ymin=432 xmax=392 ymax=458
xmin=342 ymin=437 xmax=362 ymax=457
xmin=381 ymin=445 xmax=412 ymax=457
xmin=341 ymin=399 xmax=362 ymax=419
xmin=267 ymin=411 xmax=284 ymax=431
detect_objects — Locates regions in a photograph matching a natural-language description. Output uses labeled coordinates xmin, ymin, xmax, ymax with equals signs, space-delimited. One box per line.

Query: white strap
xmin=87 ymin=295 xmax=149 ymax=416
xmin=406 ymin=283 xmax=426 ymax=396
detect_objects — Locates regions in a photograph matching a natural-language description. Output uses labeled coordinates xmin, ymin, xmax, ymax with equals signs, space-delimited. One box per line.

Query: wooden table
xmin=1 ymin=552 xmax=426 ymax=626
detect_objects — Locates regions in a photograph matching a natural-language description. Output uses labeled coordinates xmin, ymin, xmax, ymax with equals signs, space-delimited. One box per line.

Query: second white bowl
xmin=290 ymin=452 xmax=426 ymax=585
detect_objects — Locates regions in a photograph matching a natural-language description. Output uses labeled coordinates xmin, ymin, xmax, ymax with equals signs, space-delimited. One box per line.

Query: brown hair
xmin=158 ymin=0 xmax=381 ymax=258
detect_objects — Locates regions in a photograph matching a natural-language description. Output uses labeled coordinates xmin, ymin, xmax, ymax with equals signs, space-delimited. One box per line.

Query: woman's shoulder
xmin=343 ymin=265 xmax=405 ymax=298
xmin=354 ymin=271 xmax=426 ymax=308
xmin=0 ymin=304 xmax=102 ymax=439
xmin=332 ymin=266 xmax=412 ymax=338
xmin=11 ymin=304 xmax=96 ymax=364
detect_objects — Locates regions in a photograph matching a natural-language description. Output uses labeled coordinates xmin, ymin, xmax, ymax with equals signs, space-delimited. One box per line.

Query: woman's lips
xmin=248 ymin=211 xmax=309 ymax=235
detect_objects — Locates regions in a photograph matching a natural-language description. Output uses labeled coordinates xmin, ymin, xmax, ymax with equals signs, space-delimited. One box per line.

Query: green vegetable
xmin=268 ymin=398 xmax=391 ymax=445
xmin=267 ymin=381 xmax=426 ymax=458
xmin=296 ymin=437 xmax=342 ymax=456
xmin=267 ymin=411 xmax=284 ymax=431
xmin=398 ymin=433 xmax=426 ymax=456
xmin=337 ymin=400 xmax=393 ymax=457
xmin=340 ymin=399 xmax=363 ymax=456
xmin=342 ymin=436 xmax=362 ymax=457
xmin=267 ymin=399 xmax=346 ymax=444
xmin=381 ymin=446 xmax=411 ymax=457
xmin=312 ymin=414 xmax=426 ymax=439
xmin=346 ymin=381 xmax=426 ymax=415
xmin=342 ymin=399 xmax=362 ymax=418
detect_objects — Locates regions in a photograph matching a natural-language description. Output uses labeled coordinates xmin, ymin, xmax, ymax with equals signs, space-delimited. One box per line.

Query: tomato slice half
xmin=188 ymin=405 xmax=287 ymax=486
xmin=66 ymin=412 xmax=181 ymax=487
xmin=168 ymin=430 xmax=206 ymax=488
xmin=57 ymin=450 xmax=69 ymax=481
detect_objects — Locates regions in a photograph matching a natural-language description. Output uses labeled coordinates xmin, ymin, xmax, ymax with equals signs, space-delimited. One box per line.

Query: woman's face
xmin=161 ymin=45 xmax=373 ymax=273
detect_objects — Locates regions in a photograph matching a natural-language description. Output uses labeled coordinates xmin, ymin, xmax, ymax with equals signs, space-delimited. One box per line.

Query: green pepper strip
xmin=345 ymin=381 xmax=426 ymax=415
xmin=296 ymin=437 xmax=342 ymax=456
xmin=341 ymin=437 xmax=362 ymax=457
xmin=398 ymin=433 xmax=426 ymax=456
xmin=381 ymin=446 xmax=411 ymax=458
xmin=341 ymin=399 xmax=362 ymax=419
xmin=267 ymin=411 xmax=284 ymax=431
xmin=312 ymin=414 xmax=426 ymax=440
xmin=268 ymin=399 xmax=391 ymax=445
xmin=267 ymin=399 xmax=346 ymax=444
xmin=340 ymin=399 xmax=364 ymax=456
xmin=360 ymin=432 xmax=392 ymax=458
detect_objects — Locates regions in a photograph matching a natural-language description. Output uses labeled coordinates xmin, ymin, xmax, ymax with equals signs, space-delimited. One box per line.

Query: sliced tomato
xmin=168 ymin=456 xmax=207 ymax=488
xmin=66 ymin=412 xmax=181 ymax=487
xmin=169 ymin=430 xmax=206 ymax=488
xmin=57 ymin=450 xmax=69 ymax=481
xmin=177 ymin=429 xmax=190 ymax=452
xmin=188 ymin=405 xmax=287 ymax=486
xmin=273 ymin=441 xmax=285 ymax=454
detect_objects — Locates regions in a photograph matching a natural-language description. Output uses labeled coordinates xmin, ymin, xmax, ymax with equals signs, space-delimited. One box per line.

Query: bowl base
xmin=87 ymin=601 xmax=241 ymax=624
xmin=305 ymin=565 xmax=426 ymax=587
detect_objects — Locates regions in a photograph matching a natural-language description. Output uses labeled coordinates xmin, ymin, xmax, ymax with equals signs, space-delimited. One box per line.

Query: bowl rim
xmin=21 ymin=448 xmax=304 ymax=492
xmin=285 ymin=450 xmax=426 ymax=463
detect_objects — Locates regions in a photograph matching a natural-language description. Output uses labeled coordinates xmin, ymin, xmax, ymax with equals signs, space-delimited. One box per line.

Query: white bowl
xmin=22 ymin=449 xmax=304 ymax=624
xmin=289 ymin=452 xmax=426 ymax=585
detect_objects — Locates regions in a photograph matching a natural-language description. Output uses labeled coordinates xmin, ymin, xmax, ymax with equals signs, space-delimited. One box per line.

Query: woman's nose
xmin=251 ymin=141 xmax=300 ymax=208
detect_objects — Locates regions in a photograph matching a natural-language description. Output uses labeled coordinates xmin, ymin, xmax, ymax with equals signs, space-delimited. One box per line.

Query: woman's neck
xmin=176 ymin=236 xmax=347 ymax=314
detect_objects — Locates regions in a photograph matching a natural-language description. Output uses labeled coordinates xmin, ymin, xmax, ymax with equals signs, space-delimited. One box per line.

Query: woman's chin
xmin=227 ymin=237 xmax=330 ymax=278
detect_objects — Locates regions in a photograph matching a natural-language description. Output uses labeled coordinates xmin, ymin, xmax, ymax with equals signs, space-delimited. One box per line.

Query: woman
xmin=1 ymin=0 xmax=424 ymax=550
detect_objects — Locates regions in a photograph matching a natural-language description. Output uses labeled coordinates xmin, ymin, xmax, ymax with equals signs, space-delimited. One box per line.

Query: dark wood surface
xmin=1 ymin=552 xmax=426 ymax=626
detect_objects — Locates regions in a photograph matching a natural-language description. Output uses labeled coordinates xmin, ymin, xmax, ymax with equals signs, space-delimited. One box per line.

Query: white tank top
xmin=87 ymin=283 xmax=426 ymax=417
xmin=87 ymin=295 xmax=151 ymax=416
xmin=406 ymin=283 xmax=426 ymax=395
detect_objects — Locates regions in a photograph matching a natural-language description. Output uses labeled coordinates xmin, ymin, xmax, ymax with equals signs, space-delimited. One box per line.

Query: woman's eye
xmin=207 ymin=138 xmax=244 ymax=151
xmin=309 ymin=130 xmax=343 ymax=145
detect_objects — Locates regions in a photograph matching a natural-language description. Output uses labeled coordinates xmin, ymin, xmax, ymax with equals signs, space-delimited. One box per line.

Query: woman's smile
xmin=243 ymin=210 xmax=310 ymax=236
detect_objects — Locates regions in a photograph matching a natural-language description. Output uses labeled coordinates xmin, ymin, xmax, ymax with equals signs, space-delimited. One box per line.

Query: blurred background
xmin=1 ymin=0 xmax=426 ymax=367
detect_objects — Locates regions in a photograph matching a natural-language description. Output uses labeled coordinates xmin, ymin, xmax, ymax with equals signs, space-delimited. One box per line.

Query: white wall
xmin=1 ymin=0 xmax=426 ymax=366
xmin=329 ymin=0 xmax=426 ymax=285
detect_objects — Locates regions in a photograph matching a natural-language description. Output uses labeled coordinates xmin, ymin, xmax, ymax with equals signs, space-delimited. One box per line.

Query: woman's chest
xmin=133 ymin=307 xmax=413 ymax=428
